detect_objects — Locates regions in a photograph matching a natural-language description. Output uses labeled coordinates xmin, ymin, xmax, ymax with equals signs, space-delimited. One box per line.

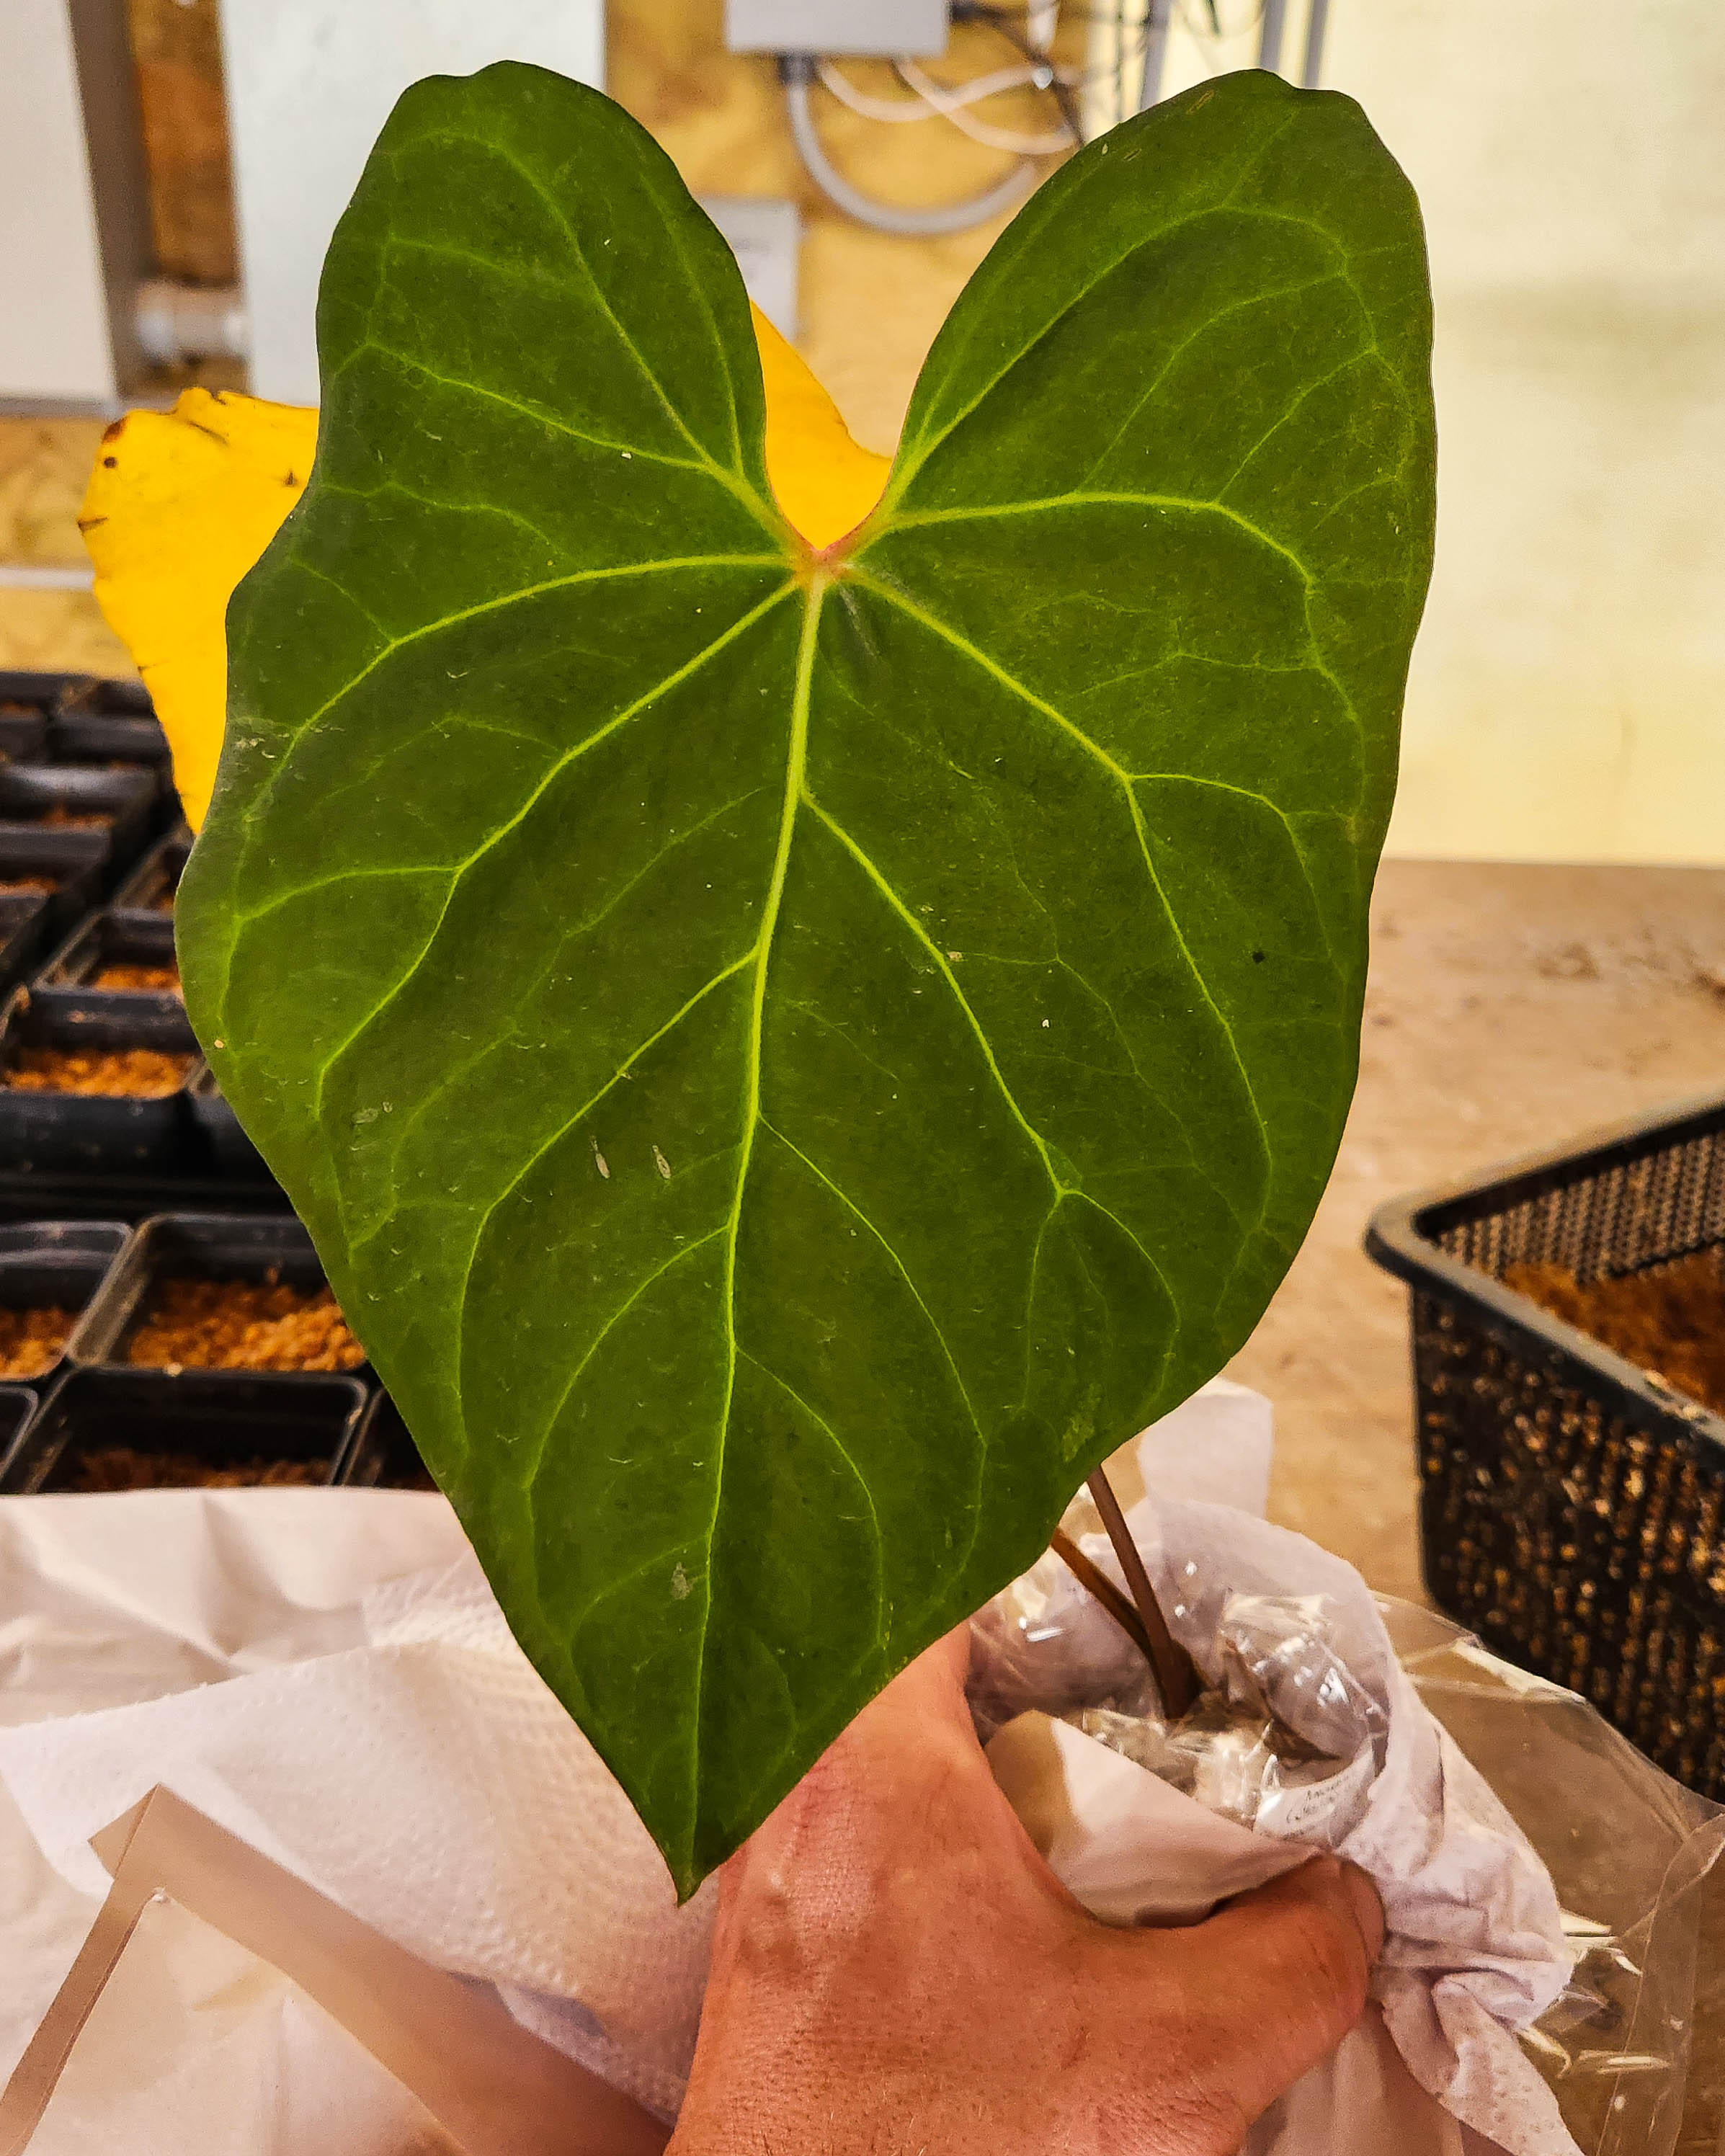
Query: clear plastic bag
xmin=968 ymin=1511 xmax=1389 ymax=1850
xmin=1381 ymin=1600 xmax=1725 ymax=2156
xmin=1057 ymin=1591 xmax=1386 ymax=1842
xmin=969 ymin=1505 xmax=1725 ymax=2156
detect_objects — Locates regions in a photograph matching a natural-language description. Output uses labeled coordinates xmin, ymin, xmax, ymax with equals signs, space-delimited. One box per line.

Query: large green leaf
xmin=180 ymin=62 xmax=1434 ymax=1893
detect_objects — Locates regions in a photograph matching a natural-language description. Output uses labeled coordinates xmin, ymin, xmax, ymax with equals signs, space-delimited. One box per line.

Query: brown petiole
xmin=1049 ymin=1468 xmax=1202 ymax=1718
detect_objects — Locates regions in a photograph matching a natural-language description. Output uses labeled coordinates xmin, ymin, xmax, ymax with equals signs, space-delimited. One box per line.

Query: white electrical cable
xmin=782 ymin=54 xmax=1038 ymax=236
xmin=816 ymin=55 xmax=1072 ymax=123
xmin=896 ymin=60 xmax=1076 ymax=153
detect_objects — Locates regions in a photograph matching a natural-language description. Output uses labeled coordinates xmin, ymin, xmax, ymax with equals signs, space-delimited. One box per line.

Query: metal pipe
xmin=1302 ymin=0 xmax=1332 ymax=86
xmin=1136 ymin=0 xmax=1174 ymax=110
xmin=1258 ymin=0 xmax=1288 ymax=74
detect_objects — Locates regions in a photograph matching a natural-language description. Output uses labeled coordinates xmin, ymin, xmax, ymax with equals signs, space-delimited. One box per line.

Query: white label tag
xmin=1256 ymin=1744 xmax=1376 ymax=1848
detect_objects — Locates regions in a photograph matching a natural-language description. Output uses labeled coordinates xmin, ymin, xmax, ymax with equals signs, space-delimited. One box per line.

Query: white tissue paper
xmin=0 ymin=1378 xmax=1625 ymax=2154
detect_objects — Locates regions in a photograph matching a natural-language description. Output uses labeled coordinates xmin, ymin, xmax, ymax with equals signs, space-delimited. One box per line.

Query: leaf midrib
xmin=689 ymin=571 xmax=829 ymax=1833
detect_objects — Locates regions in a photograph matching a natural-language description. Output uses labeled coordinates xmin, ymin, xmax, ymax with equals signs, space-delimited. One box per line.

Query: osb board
xmin=0 ymin=418 xmax=105 ymax=569
xmin=608 ymin=0 xmax=1077 ymax=452
xmin=0 ymin=419 xmax=132 ymax=676
xmin=123 ymin=0 xmax=237 ymax=285
xmin=0 ymin=591 xmax=135 ymax=677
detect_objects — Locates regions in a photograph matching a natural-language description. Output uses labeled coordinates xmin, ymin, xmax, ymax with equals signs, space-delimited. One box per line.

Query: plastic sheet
xmin=1383 ymin=1600 xmax=1725 ymax=2156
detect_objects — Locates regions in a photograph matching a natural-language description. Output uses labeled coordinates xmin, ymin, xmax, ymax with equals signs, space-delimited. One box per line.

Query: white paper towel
xmin=0 ymin=1502 xmax=711 ymax=2119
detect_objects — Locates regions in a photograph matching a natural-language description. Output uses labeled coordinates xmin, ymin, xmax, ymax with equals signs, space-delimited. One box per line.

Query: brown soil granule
xmin=93 ymin=963 xmax=181 ymax=994
xmin=0 ymin=1304 xmax=77 ymax=1378
xmin=65 ymin=1445 xmax=329 ymax=1491
xmin=0 ymin=877 xmax=57 ymax=895
xmin=125 ymin=1275 xmax=365 ymax=1373
xmin=32 ymin=805 xmax=112 ymax=829
xmin=5 ymin=1046 xmax=192 ymax=1096
xmin=1504 ymin=1254 xmax=1725 ymax=1417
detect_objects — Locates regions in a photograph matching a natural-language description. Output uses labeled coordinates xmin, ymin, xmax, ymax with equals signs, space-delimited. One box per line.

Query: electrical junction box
xmin=219 ymin=0 xmax=605 ymax=406
xmin=699 ymin=197 xmax=800 ymax=339
xmin=724 ymin=0 xmax=948 ymax=58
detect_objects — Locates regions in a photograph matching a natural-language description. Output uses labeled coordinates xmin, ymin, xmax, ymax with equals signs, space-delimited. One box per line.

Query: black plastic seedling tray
xmin=344 ymin=1391 xmax=437 ymax=1490
xmin=0 ymin=763 xmax=156 ymax=880
xmin=31 ymin=912 xmax=192 ymax=1048
xmin=0 ymin=1171 xmax=286 ymax=1225
xmin=0 ymin=992 xmax=197 ymax=1174
xmin=71 ymin=1210 xmax=360 ymax=1375
xmin=1365 ymin=1084 xmax=1725 ymax=1797
xmin=0 ymin=674 xmax=359 ymax=1490
xmin=50 ymin=677 xmax=171 ymax=767
xmin=109 ymin=826 xmax=188 ymax=946
xmin=0 ymin=670 xmax=73 ymax=760
xmin=0 ymin=1219 xmax=130 ymax=1383
xmin=0 ymin=702 xmax=50 ymax=761
xmin=0 ymin=827 xmax=112 ymax=937
xmin=0 ymin=891 xmax=50 ymax=994
xmin=190 ymin=1064 xmax=269 ymax=1180
xmin=0 ymin=1385 xmax=37 ymax=1457
xmin=0 ymin=670 xmax=90 ymax=708
xmin=0 ymin=1366 xmax=370 ymax=1492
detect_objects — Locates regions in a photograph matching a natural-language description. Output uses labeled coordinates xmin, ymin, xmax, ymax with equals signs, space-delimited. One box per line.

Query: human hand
xmin=669 ymin=1628 xmax=1383 ymax=2156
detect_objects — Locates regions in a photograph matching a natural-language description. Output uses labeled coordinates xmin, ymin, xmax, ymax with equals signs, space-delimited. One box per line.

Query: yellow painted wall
xmin=1312 ymin=0 xmax=1724 ymax=865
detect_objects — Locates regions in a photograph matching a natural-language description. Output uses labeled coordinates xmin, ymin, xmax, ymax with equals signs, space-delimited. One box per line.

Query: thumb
xmin=1165 ymin=1857 xmax=1385 ymax=2128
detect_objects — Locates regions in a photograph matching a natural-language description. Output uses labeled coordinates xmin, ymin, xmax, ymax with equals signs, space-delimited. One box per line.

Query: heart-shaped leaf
xmin=181 ymin=61 xmax=1434 ymax=1893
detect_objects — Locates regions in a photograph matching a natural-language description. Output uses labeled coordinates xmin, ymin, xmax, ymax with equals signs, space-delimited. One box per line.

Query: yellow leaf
xmin=752 ymin=303 xmax=890 ymax=553
xmin=80 ymin=388 xmax=316 ymax=832
xmin=80 ymin=320 xmax=886 ymax=832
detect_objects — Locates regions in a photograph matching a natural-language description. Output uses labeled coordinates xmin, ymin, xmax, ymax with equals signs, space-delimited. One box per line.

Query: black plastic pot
xmin=110 ymin=826 xmax=189 ymax=945
xmin=0 ymin=1366 xmax=370 ymax=1492
xmin=0 ymin=891 xmax=50 ymax=994
xmin=344 ymin=1390 xmax=438 ymax=1490
xmin=0 ymin=1219 xmax=130 ymax=1382
xmin=1365 ymin=1084 xmax=1725 ymax=1797
xmin=50 ymin=677 xmax=171 ymax=767
xmin=0 ymin=992 xmax=197 ymax=1173
xmin=189 ymin=1064 xmax=270 ymax=1180
xmin=71 ymin=1210 xmax=362 ymax=1375
xmin=0 ymin=763 xmax=156 ymax=882
xmin=0 ymin=827 xmax=111 ymax=937
xmin=31 ymin=912 xmax=193 ymax=1049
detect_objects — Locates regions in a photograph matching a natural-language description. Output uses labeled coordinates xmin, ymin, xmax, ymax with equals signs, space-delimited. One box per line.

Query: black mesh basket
xmin=1365 ymin=1086 xmax=1725 ymax=1797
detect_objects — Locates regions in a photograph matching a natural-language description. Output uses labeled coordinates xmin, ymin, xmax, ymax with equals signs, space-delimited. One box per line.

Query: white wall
xmin=220 ymin=0 xmax=605 ymax=407
xmin=1162 ymin=2 xmax=1725 ymax=865
xmin=0 ymin=0 xmax=117 ymax=403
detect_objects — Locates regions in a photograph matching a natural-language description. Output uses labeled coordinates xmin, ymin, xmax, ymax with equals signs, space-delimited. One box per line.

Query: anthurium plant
xmin=89 ymin=61 xmax=1434 ymax=1895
